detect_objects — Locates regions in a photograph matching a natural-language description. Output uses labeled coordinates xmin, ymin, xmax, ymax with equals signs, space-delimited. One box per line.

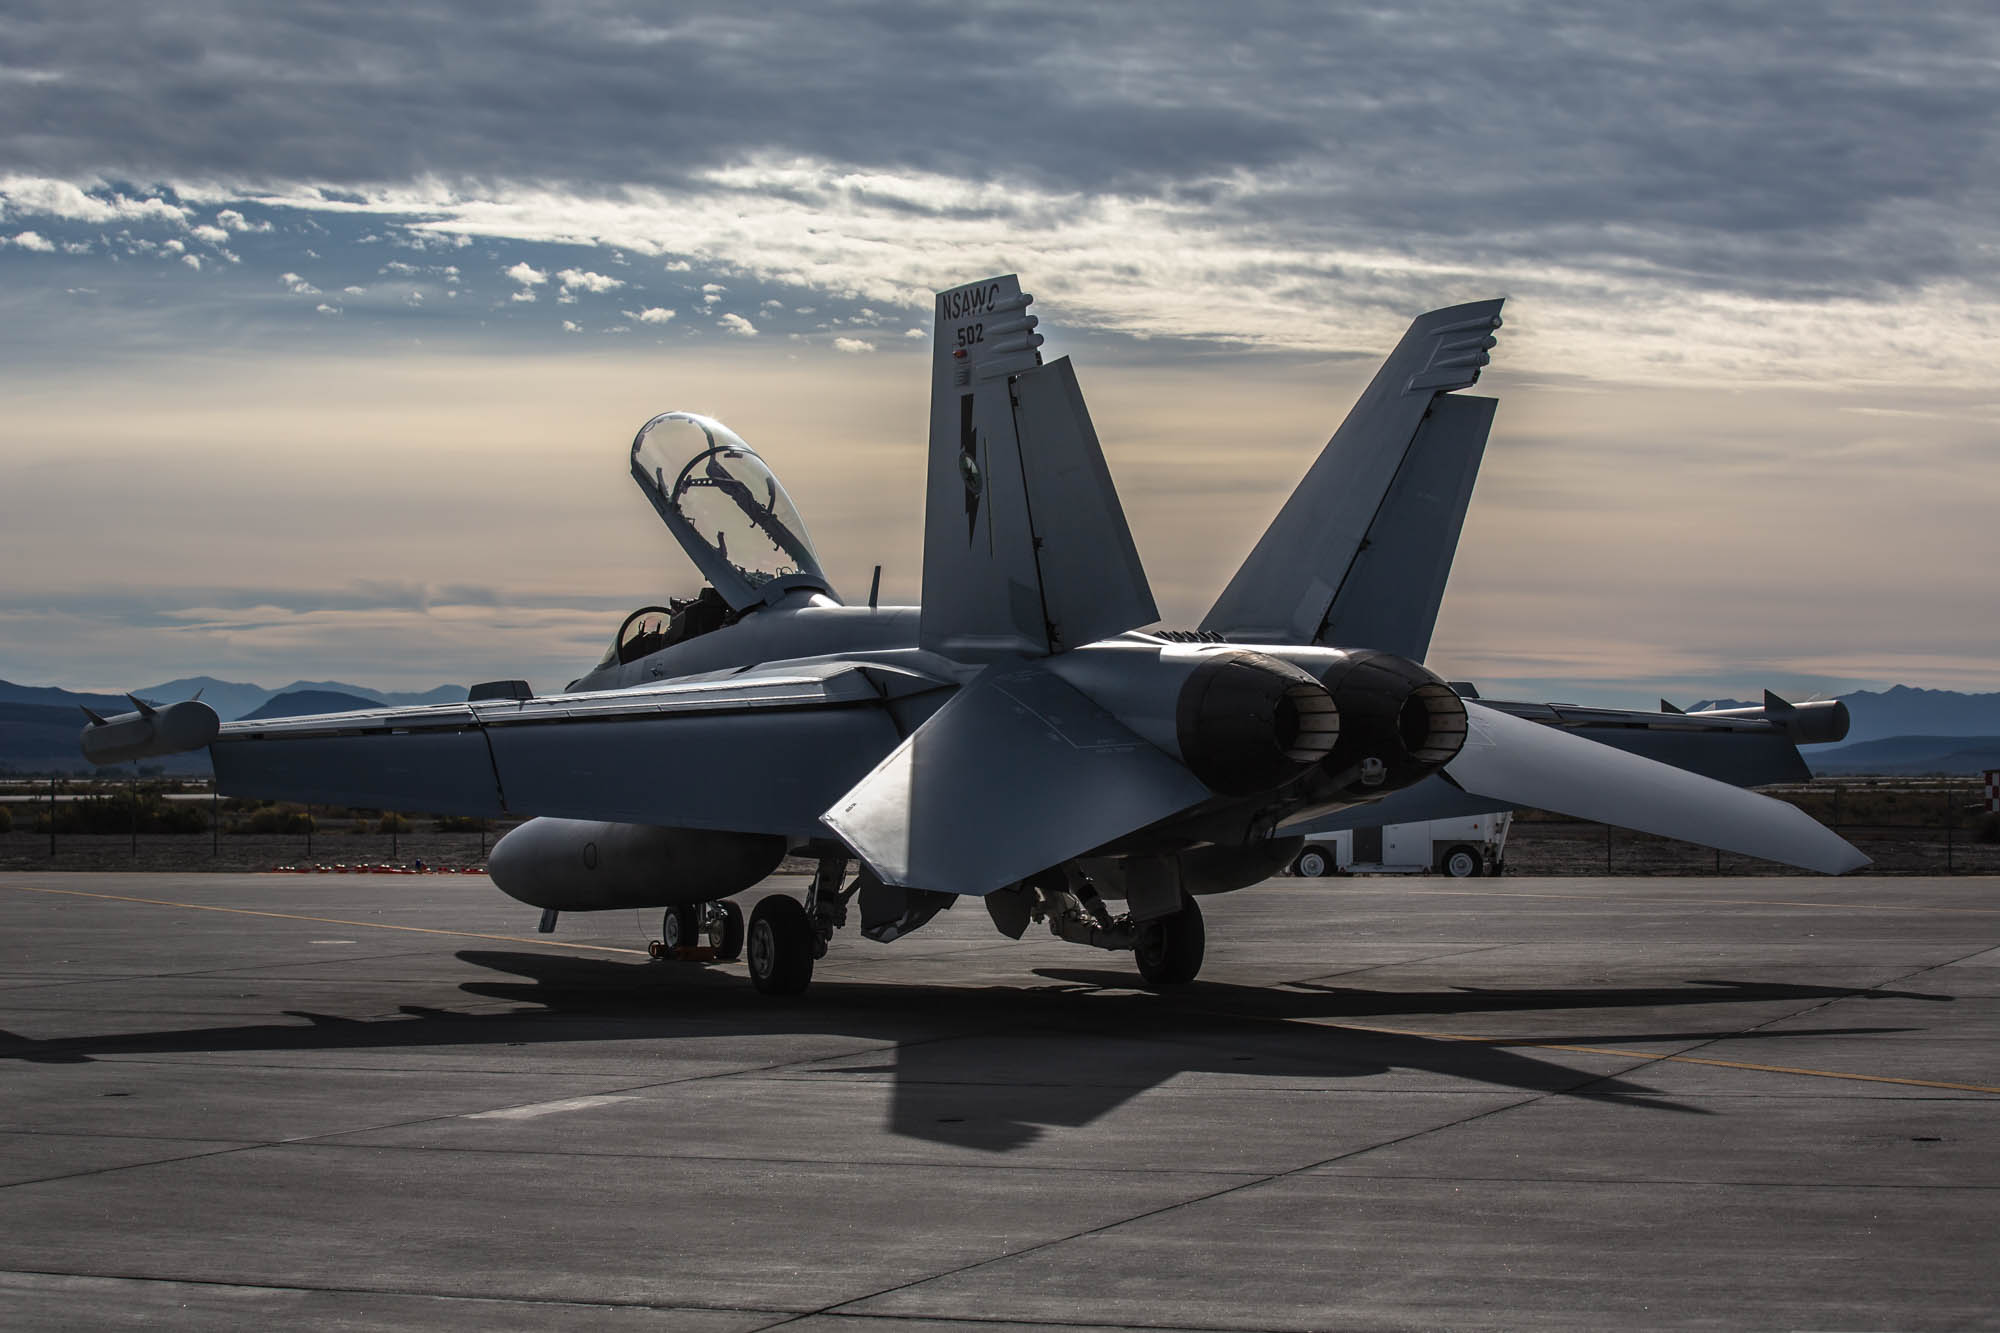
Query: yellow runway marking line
xmin=8 ymin=885 xmax=651 ymax=957
xmin=1398 ymin=887 xmax=2000 ymax=916
xmin=1316 ymin=1020 xmax=2000 ymax=1095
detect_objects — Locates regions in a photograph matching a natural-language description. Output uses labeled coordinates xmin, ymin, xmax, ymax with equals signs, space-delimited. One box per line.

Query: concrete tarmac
xmin=1 ymin=870 xmax=1994 ymax=1331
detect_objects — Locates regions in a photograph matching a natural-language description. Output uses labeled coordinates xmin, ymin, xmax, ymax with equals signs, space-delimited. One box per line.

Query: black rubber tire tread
xmin=1294 ymin=848 xmax=1332 ymax=878
xmin=712 ymin=899 xmax=745 ymax=961
xmin=747 ymin=894 xmax=815 ymax=995
xmin=1134 ymin=893 xmax=1205 ymax=987
xmin=662 ymin=903 xmax=701 ymax=950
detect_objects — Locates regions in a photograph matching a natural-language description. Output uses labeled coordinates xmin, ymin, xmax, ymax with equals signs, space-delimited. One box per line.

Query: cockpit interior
xmin=595 ymin=587 xmax=737 ymax=670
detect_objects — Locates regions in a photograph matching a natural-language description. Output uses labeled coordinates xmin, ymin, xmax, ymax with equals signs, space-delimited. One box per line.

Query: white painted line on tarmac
xmin=461 ymin=1095 xmax=639 ymax=1121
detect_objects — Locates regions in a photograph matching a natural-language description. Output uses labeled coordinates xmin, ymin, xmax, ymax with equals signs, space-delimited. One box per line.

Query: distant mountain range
xmin=0 ymin=677 xmax=462 ymax=775
xmin=1683 ymin=686 xmax=2000 ymax=777
xmin=238 ymin=690 xmax=387 ymax=720
xmin=1806 ymin=735 xmax=2000 ymax=778
xmin=130 ymin=676 xmax=464 ymax=720
xmin=1686 ymin=686 xmax=2000 ymax=747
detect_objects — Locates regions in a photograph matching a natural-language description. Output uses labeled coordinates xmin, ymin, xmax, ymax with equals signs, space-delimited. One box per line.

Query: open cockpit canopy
xmin=630 ymin=412 xmax=835 ymax=611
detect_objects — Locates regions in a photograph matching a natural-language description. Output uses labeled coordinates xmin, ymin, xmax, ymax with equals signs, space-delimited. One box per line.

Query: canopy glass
xmin=630 ymin=412 xmax=830 ymax=609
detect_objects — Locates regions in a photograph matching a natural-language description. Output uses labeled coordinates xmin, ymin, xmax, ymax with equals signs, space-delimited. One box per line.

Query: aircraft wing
xmin=92 ymin=666 xmax=937 ymax=840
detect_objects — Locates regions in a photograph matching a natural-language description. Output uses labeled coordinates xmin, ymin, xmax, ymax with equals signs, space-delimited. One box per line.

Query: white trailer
xmin=1291 ymin=811 xmax=1512 ymax=879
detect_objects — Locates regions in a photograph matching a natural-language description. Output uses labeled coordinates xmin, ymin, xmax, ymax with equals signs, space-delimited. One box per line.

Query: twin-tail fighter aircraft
xmin=82 ymin=275 xmax=1868 ymax=995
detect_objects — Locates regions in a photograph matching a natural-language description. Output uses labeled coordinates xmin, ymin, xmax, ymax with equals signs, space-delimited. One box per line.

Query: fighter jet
xmin=81 ymin=275 xmax=1867 ymax=996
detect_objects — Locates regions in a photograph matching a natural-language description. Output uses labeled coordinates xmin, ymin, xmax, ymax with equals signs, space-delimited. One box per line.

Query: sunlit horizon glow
xmin=2 ymin=5 xmax=1994 ymax=708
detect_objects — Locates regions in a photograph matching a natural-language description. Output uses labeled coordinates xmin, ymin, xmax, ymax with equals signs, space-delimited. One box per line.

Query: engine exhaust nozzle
xmin=1314 ymin=651 xmax=1468 ymax=791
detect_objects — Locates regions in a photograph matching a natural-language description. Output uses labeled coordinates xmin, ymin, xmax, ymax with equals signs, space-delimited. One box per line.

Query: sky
xmin=2 ymin=2 xmax=1996 ymax=705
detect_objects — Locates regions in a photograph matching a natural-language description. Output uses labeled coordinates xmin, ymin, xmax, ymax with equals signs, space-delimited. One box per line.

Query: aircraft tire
xmin=1442 ymin=845 xmax=1482 ymax=878
xmin=748 ymin=895 xmax=815 ymax=995
xmin=711 ymin=899 xmax=745 ymax=961
xmin=1134 ymin=893 xmax=1205 ymax=987
xmin=662 ymin=903 xmax=701 ymax=950
xmin=1294 ymin=847 xmax=1333 ymax=878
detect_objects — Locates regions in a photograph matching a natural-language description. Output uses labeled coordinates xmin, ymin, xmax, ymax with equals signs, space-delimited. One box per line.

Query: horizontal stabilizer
xmin=1203 ymin=299 xmax=1503 ymax=649
xmin=823 ymin=661 xmax=1211 ymax=896
xmin=1445 ymin=701 xmax=1868 ymax=874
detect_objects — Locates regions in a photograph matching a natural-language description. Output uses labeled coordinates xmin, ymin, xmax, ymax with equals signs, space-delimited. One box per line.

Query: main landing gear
xmin=748 ymin=852 xmax=848 ymax=984
xmin=746 ymin=894 xmax=816 ymax=995
xmin=646 ymin=853 xmax=855 ymax=996
xmin=745 ymin=851 xmax=850 ymax=996
xmin=988 ymin=870 xmax=1209 ymax=988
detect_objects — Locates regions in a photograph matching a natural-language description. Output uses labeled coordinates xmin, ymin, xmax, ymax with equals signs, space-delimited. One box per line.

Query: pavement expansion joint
xmin=811 ymin=1089 xmax=1555 ymax=1323
xmin=0 ymin=1268 xmax=802 ymax=1320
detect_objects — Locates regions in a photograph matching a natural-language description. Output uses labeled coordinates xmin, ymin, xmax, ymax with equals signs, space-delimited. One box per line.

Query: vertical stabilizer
xmin=919 ymin=277 xmax=1156 ymax=659
xmin=1200 ymin=299 xmax=1504 ymax=651
xmin=1318 ymin=392 xmax=1495 ymax=660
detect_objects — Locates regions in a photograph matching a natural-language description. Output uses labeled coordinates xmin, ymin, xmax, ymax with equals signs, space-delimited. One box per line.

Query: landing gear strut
xmin=999 ymin=870 xmax=1210 ymax=986
xmin=708 ymin=899 xmax=745 ymax=960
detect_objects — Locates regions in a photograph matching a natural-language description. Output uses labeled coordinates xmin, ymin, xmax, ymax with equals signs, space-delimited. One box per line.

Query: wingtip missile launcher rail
xmin=79 ymin=696 xmax=220 ymax=766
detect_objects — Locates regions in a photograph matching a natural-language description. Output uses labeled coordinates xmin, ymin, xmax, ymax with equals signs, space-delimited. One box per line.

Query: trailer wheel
xmin=1294 ymin=847 xmax=1333 ymax=878
xmin=1441 ymin=845 xmax=1483 ymax=878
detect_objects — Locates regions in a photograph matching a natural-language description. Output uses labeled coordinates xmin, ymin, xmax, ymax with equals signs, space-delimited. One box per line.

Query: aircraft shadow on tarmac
xmin=0 ymin=950 xmax=1947 ymax=1152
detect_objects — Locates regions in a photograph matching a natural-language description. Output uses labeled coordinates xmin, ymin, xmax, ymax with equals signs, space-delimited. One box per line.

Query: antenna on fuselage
xmin=868 ymin=565 xmax=881 ymax=609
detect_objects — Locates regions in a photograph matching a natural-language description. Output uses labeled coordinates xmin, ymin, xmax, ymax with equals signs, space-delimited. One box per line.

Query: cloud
xmin=0 ymin=176 xmax=186 ymax=225
xmin=510 ymin=290 xmax=537 ymax=303
xmin=188 ymin=223 xmax=228 ymax=245
xmin=1 ymin=6 xmax=1988 ymax=384
xmin=904 ymin=327 xmax=924 ymax=338
xmin=212 ymin=208 xmax=270 ymax=233
xmin=561 ymin=319 xmax=582 ymax=332
xmin=503 ymin=261 xmax=547 ymax=287
xmin=717 ymin=313 xmax=757 ymax=337
xmin=555 ymin=267 xmax=623 ymax=293
xmin=831 ymin=336 xmax=874 ymax=354
xmin=181 ymin=253 xmax=200 ymax=269
xmin=314 ymin=302 xmax=338 ymax=314
xmin=278 ymin=271 xmax=319 ymax=295
xmin=625 ymin=306 xmax=675 ymax=323
xmin=8 ymin=230 xmax=54 ymax=251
